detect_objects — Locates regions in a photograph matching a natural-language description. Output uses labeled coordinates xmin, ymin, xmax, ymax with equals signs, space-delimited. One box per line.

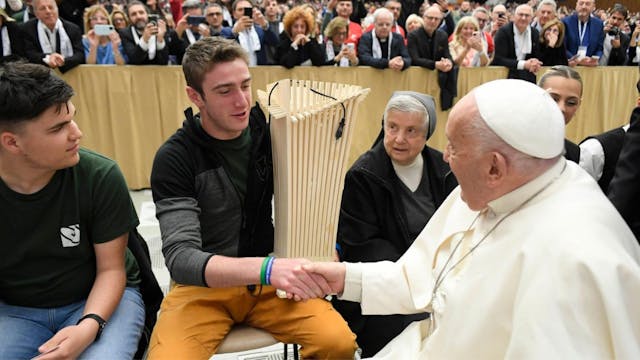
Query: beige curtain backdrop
xmin=61 ymin=65 xmax=639 ymax=189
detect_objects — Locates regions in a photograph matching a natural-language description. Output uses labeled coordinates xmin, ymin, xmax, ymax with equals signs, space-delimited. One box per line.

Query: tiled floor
xmin=130 ymin=190 xmax=291 ymax=360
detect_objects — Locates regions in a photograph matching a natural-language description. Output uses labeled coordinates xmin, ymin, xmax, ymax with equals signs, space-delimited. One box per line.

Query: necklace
xmin=428 ymin=162 xmax=566 ymax=334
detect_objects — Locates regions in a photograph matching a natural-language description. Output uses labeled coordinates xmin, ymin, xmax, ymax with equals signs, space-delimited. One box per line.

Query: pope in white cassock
xmin=305 ymin=79 xmax=640 ymax=359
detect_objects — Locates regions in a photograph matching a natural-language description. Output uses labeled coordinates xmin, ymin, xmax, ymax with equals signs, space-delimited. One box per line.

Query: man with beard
xmin=120 ymin=0 xmax=169 ymax=65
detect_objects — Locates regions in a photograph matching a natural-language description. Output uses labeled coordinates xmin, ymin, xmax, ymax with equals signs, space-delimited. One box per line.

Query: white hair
xmin=537 ymin=0 xmax=557 ymax=12
xmin=373 ymin=7 xmax=393 ymax=23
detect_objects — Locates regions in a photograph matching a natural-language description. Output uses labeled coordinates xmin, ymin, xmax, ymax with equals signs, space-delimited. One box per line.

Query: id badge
xmin=577 ymin=46 xmax=587 ymax=59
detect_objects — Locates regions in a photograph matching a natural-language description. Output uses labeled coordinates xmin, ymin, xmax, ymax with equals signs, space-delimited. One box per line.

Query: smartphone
xmin=187 ymin=15 xmax=206 ymax=26
xmin=94 ymin=24 xmax=114 ymax=36
xmin=347 ymin=43 xmax=354 ymax=50
xmin=148 ymin=14 xmax=160 ymax=25
xmin=243 ymin=7 xmax=253 ymax=17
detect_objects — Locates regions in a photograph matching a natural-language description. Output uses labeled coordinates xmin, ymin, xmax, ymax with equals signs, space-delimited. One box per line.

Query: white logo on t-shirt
xmin=60 ymin=224 xmax=80 ymax=247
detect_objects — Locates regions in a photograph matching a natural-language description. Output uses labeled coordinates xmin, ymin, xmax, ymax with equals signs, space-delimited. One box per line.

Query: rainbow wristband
xmin=265 ymin=257 xmax=275 ymax=285
xmin=260 ymin=256 xmax=273 ymax=285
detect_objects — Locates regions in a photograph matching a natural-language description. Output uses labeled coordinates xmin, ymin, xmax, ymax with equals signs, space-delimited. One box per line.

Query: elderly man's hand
xmin=577 ymin=56 xmax=598 ymax=67
xmin=435 ymin=57 xmax=453 ymax=72
xmin=389 ymin=56 xmax=404 ymax=71
xmin=302 ymin=262 xmax=347 ymax=296
xmin=525 ymin=58 xmax=543 ymax=73
xmin=47 ymin=53 xmax=65 ymax=68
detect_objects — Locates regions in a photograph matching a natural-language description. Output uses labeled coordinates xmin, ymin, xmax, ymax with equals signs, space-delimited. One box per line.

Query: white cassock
xmin=341 ymin=159 xmax=640 ymax=359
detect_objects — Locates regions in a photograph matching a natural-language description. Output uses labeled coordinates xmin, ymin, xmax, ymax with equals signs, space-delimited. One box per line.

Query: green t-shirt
xmin=208 ymin=126 xmax=252 ymax=205
xmin=0 ymin=148 xmax=140 ymax=308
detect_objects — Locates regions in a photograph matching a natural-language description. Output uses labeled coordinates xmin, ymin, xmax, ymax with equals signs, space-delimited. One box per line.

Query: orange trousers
xmin=147 ymin=284 xmax=357 ymax=359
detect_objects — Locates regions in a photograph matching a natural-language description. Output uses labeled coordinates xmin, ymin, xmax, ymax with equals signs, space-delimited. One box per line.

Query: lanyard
xmin=578 ymin=20 xmax=588 ymax=46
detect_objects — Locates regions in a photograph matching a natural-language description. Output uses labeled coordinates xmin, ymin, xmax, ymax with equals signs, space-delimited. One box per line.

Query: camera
xmin=94 ymin=24 xmax=114 ymax=36
xmin=498 ymin=13 xmax=506 ymax=19
xmin=607 ymin=26 xmax=620 ymax=36
xmin=148 ymin=14 xmax=160 ymax=25
xmin=187 ymin=15 xmax=206 ymax=26
xmin=243 ymin=7 xmax=253 ymax=17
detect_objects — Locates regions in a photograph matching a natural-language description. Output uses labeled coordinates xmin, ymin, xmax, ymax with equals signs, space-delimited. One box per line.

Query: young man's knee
xmin=308 ymin=327 xmax=358 ymax=359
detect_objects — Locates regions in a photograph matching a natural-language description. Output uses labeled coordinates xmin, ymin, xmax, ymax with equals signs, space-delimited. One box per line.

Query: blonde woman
xmin=448 ymin=16 xmax=488 ymax=67
xmin=323 ymin=16 xmax=358 ymax=66
xmin=83 ymin=5 xmax=126 ymax=64
xmin=405 ymin=13 xmax=424 ymax=34
xmin=110 ymin=9 xmax=130 ymax=31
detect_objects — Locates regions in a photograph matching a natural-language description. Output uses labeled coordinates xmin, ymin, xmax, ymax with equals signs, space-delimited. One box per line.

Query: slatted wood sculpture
xmin=258 ymin=79 xmax=370 ymax=261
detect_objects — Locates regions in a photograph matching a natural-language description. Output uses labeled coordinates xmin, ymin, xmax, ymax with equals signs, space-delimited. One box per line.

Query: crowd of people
xmin=2 ymin=0 xmax=640 ymax=359
xmin=2 ymin=0 xmax=640 ymax=71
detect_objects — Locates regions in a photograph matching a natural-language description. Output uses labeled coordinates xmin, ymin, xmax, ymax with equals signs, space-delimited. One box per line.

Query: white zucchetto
xmin=473 ymin=79 xmax=565 ymax=159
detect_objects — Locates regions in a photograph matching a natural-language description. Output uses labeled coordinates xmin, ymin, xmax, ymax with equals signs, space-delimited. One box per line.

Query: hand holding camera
xmin=94 ymin=24 xmax=114 ymax=36
xmin=108 ymin=31 xmax=121 ymax=47
xmin=233 ymin=8 xmax=254 ymax=34
xmin=468 ymin=31 xmax=482 ymax=51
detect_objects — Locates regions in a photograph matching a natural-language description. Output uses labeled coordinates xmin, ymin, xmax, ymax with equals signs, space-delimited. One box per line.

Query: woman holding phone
xmin=275 ymin=5 xmax=325 ymax=68
xmin=83 ymin=5 xmax=127 ymax=64
xmin=322 ymin=17 xmax=358 ymax=66
xmin=448 ymin=16 xmax=488 ymax=67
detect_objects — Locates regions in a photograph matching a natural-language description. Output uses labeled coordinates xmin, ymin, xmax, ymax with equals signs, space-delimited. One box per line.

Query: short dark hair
xmin=182 ymin=37 xmax=249 ymax=95
xmin=0 ymin=62 xmax=74 ymax=128
xmin=610 ymin=4 xmax=628 ymax=19
xmin=231 ymin=0 xmax=251 ymax=12
xmin=127 ymin=0 xmax=149 ymax=17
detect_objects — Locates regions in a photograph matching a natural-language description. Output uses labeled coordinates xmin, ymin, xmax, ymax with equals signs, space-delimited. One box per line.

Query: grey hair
xmin=373 ymin=7 xmax=393 ymax=23
xmin=537 ymin=0 xmax=557 ymax=12
xmin=405 ymin=13 xmax=424 ymax=27
xmin=472 ymin=7 xmax=490 ymax=17
xmin=383 ymin=94 xmax=429 ymax=132
xmin=33 ymin=0 xmax=57 ymax=10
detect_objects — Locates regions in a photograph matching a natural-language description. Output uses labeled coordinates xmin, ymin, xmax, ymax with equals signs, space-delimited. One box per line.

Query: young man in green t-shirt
xmin=0 ymin=62 xmax=144 ymax=359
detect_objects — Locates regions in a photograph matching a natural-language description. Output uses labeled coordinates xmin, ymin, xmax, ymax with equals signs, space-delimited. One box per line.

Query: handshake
xmin=265 ymin=258 xmax=347 ymax=302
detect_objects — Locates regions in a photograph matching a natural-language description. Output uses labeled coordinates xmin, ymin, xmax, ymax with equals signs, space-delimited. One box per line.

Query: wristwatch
xmin=76 ymin=313 xmax=107 ymax=341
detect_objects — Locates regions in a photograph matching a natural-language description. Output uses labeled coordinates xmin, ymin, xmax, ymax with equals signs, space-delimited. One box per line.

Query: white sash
xmin=238 ymin=27 xmax=260 ymax=66
xmin=185 ymin=28 xmax=197 ymax=44
xmin=325 ymin=40 xmax=336 ymax=60
xmin=372 ymin=31 xmax=392 ymax=59
xmin=513 ymin=24 xmax=531 ymax=60
xmin=131 ymin=26 xmax=156 ymax=60
xmin=1 ymin=26 xmax=10 ymax=56
xmin=37 ymin=19 xmax=73 ymax=58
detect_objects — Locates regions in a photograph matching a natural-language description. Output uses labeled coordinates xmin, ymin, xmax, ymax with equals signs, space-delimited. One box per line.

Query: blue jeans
xmin=0 ymin=287 xmax=145 ymax=359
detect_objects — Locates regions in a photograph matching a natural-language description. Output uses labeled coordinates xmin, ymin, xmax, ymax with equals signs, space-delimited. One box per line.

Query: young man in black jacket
xmin=148 ymin=37 xmax=357 ymax=359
